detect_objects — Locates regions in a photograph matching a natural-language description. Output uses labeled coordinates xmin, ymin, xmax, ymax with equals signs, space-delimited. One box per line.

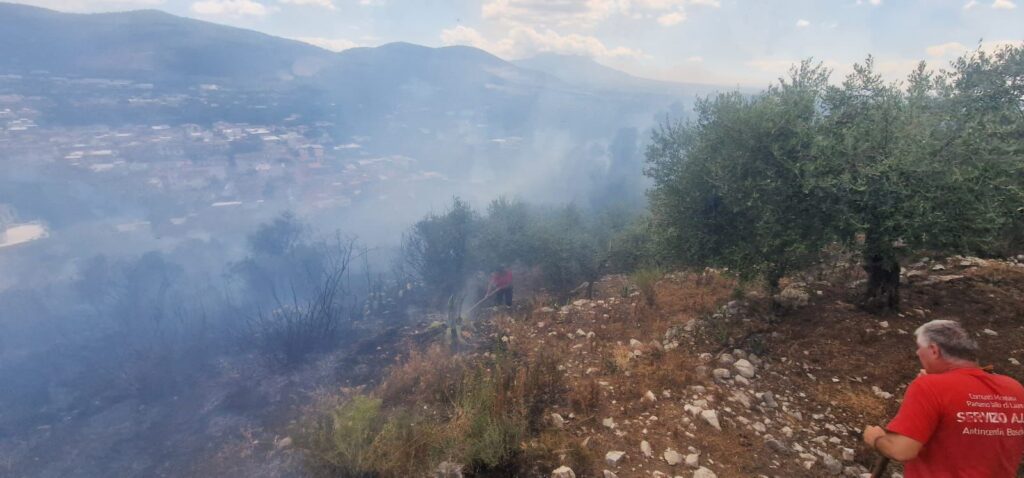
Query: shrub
xmin=302 ymin=395 xmax=384 ymax=477
xmin=378 ymin=345 xmax=467 ymax=407
xmin=631 ymin=265 xmax=664 ymax=307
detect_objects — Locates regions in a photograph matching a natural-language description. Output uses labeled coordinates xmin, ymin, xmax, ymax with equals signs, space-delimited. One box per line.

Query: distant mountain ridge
xmin=0 ymin=2 xmax=732 ymax=144
xmin=0 ymin=2 xmax=332 ymax=84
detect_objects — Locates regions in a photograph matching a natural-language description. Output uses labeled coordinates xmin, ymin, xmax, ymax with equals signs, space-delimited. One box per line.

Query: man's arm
xmin=863 ymin=425 xmax=924 ymax=462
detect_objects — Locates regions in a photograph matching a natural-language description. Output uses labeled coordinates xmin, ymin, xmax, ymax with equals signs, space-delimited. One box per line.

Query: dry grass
xmin=657 ymin=270 xmax=736 ymax=318
xmin=968 ymin=262 xmax=1024 ymax=285
xmin=301 ymin=342 xmax=570 ymax=477
xmin=568 ymin=378 xmax=602 ymax=416
xmin=378 ymin=344 xmax=466 ymax=407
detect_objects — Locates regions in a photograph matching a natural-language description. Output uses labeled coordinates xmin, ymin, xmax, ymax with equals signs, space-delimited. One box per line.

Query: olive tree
xmin=647 ymin=47 xmax=1024 ymax=310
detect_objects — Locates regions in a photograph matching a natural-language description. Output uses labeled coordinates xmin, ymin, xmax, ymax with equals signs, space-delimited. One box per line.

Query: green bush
xmin=303 ymin=395 xmax=384 ymax=476
xmin=631 ymin=265 xmax=664 ymax=307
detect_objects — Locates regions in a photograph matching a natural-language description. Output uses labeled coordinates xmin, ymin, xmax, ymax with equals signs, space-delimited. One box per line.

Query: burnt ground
xmin=0 ymin=321 xmax=413 ymax=478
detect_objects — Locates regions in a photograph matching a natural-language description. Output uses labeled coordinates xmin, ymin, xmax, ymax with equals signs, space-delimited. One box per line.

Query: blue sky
xmin=10 ymin=0 xmax=1024 ymax=86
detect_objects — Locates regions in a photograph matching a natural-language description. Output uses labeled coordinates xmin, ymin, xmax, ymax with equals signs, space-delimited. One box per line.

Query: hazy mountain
xmin=0 ymin=2 xmax=332 ymax=84
xmin=0 ymin=3 xmax=717 ymax=139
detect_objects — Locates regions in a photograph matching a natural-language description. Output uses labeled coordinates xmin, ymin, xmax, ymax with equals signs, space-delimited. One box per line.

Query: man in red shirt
xmin=486 ymin=265 xmax=513 ymax=307
xmin=863 ymin=319 xmax=1024 ymax=477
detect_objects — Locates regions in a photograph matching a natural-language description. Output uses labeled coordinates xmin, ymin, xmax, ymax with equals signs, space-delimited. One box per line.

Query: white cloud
xmin=992 ymin=0 xmax=1016 ymax=8
xmin=855 ymin=0 xmax=882 ymax=5
xmin=279 ymin=0 xmax=334 ymax=9
xmin=292 ymin=36 xmax=357 ymax=51
xmin=963 ymin=0 xmax=978 ymax=8
xmin=482 ymin=0 xmax=621 ymax=28
xmin=657 ymin=11 xmax=686 ymax=26
xmin=925 ymin=41 xmax=967 ymax=58
xmin=686 ymin=55 xmax=703 ymax=62
xmin=980 ymin=39 xmax=1024 ymax=53
xmin=440 ymin=25 xmax=492 ymax=50
xmin=479 ymin=0 xmax=711 ymax=29
xmin=440 ymin=24 xmax=646 ymax=60
xmin=191 ymin=0 xmax=267 ymax=16
xmin=795 ymin=19 xmax=810 ymax=27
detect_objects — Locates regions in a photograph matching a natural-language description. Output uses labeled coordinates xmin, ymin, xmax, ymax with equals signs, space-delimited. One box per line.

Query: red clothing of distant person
xmin=885 ymin=367 xmax=1024 ymax=477
xmin=490 ymin=270 xmax=513 ymax=290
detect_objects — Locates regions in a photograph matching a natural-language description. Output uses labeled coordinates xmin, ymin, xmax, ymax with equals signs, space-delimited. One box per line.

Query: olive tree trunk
xmin=862 ymin=253 xmax=900 ymax=312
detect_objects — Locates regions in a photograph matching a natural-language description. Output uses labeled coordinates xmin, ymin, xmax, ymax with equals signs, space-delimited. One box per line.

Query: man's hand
xmin=863 ymin=425 xmax=886 ymax=448
xmin=862 ymin=425 xmax=924 ymax=462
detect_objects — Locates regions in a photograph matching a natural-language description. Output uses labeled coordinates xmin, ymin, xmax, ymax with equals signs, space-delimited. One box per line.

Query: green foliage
xmin=454 ymin=366 xmax=527 ymax=468
xmin=630 ymin=265 xmax=664 ymax=307
xmin=403 ymin=196 xmax=644 ymax=302
xmin=646 ymin=60 xmax=835 ymax=290
xmin=400 ymin=198 xmax=477 ymax=303
xmin=302 ymin=352 xmax=568 ymax=476
xmin=647 ymin=46 xmax=1024 ymax=305
xmin=604 ymin=215 xmax=660 ymax=272
xmin=303 ymin=395 xmax=384 ymax=476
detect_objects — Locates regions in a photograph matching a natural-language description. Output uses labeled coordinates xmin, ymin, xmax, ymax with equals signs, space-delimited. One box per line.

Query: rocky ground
xmin=472 ymin=255 xmax=1024 ymax=478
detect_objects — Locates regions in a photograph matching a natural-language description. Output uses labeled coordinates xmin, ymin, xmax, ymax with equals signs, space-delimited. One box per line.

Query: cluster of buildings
xmin=0 ymin=92 xmax=446 ymax=240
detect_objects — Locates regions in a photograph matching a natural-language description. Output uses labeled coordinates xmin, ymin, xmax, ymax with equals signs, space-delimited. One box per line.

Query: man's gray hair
xmin=914 ymin=319 xmax=979 ymax=361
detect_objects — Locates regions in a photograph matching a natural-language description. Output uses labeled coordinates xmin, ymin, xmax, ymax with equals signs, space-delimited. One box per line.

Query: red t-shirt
xmin=491 ymin=270 xmax=513 ymax=289
xmin=886 ymin=367 xmax=1024 ymax=477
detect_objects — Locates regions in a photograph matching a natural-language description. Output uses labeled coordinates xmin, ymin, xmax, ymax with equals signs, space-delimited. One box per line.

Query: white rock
xmin=700 ymin=409 xmax=721 ymax=431
xmin=983 ymin=328 xmax=998 ymax=336
xmin=841 ymin=447 xmax=855 ymax=461
xmin=664 ymin=448 xmax=684 ymax=465
xmin=605 ymin=450 xmax=626 ymax=466
xmin=641 ymin=440 xmax=654 ymax=458
xmin=823 ymin=455 xmax=843 ymax=475
xmin=630 ymin=339 xmax=644 ymax=349
xmin=871 ymin=386 xmax=893 ymax=400
xmin=603 ymin=417 xmax=617 ymax=429
xmin=712 ymin=368 xmax=731 ymax=380
xmin=775 ymin=286 xmax=810 ymax=309
xmin=551 ymin=413 xmax=565 ymax=429
xmin=733 ymin=359 xmax=756 ymax=379
xmin=435 ymin=461 xmax=463 ymax=478
xmin=1010 ymin=358 xmax=1021 ymax=366
xmin=643 ymin=390 xmax=658 ymax=402
xmin=685 ymin=453 xmax=700 ymax=468
xmin=551 ymin=466 xmax=576 ymax=478
xmin=693 ymin=467 xmax=718 ymax=478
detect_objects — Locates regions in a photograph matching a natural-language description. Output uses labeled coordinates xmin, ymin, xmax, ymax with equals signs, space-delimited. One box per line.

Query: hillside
xmin=290 ymin=255 xmax=1024 ymax=477
xmin=0 ymin=2 xmax=332 ymax=84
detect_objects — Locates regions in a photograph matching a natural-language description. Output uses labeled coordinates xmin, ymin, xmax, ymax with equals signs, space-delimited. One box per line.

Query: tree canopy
xmin=646 ymin=46 xmax=1024 ymax=309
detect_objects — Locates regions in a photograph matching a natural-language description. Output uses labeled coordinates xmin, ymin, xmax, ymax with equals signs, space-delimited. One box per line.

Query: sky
xmin=8 ymin=0 xmax=1024 ymax=87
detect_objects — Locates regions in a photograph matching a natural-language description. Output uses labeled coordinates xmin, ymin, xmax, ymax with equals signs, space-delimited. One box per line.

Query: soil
xmin=473 ymin=257 xmax=1024 ymax=477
